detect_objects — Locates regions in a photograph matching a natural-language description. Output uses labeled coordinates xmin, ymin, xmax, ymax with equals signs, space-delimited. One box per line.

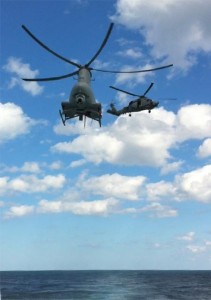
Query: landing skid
xmin=59 ymin=110 xmax=102 ymax=127
xmin=59 ymin=110 xmax=66 ymax=126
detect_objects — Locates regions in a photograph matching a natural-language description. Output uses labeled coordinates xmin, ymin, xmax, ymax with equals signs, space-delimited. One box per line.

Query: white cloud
xmin=146 ymin=165 xmax=211 ymax=202
xmin=117 ymin=48 xmax=143 ymax=59
xmin=4 ymin=205 xmax=34 ymax=219
xmin=0 ymin=102 xmax=37 ymax=143
xmin=176 ymin=165 xmax=211 ymax=202
xmin=48 ymin=161 xmax=63 ymax=170
xmin=118 ymin=204 xmax=178 ymax=218
xmin=115 ymin=63 xmax=155 ymax=86
xmin=52 ymin=132 xmax=124 ymax=164
xmin=4 ymin=165 xmax=210 ymax=218
xmin=0 ymin=177 xmax=9 ymax=193
xmin=205 ymin=241 xmax=211 ymax=246
xmin=78 ymin=173 xmax=146 ymax=200
xmin=3 ymin=57 xmax=43 ymax=96
xmin=69 ymin=159 xmax=87 ymax=168
xmin=186 ymin=245 xmax=206 ymax=254
xmin=1 ymin=161 xmax=64 ymax=174
xmin=141 ymin=202 xmax=178 ymax=218
xmin=53 ymin=104 xmax=211 ymax=170
xmin=0 ymin=174 xmax=66 ymax=195
xmin=53 ymin=119 xmax=100 ymax=136
xmin=154 ymin=243 xmax=161 ymax=248
xmin=112 ymin=0 xmax=211 ymax=71
xmin=176 ymin=104 xmax=211 ymax=141
xmin=177 ymin=231 xmax=195 ymax=241
xmin=198 ymin=138 xmax=211 ymax=158
xmin=146 ymin=181 xmax=176 ymax=201
xmin=21 ymin=162 xmax=41 ymax=173
xmin=160 ymin=161 xmax=183 ymax=175
xmin=38 ymin=198 xmax=118 ymax=216
xmin=52 ymin=111 xmax=174 ymax=167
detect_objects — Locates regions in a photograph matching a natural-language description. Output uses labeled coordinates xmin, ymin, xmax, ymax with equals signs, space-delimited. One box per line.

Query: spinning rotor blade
xmin=22 ymin=25 xmax=81 ymax=68
xmin=85 ymin=23 xmax=114 ymax=67
xmin=110 ymin=82 xmax=154 ymax=97
xmin=22 ymin=70 xmax=78 ymax=82
xmin=91 ymin=64 xmax=173 ymax=73
xmin=109 ymin=86 xmax=140 ymax=97
xmin=143 ymin=82 xmax=154 ymax=96
xmin=158 ymin=97 xmax=177 ymax=101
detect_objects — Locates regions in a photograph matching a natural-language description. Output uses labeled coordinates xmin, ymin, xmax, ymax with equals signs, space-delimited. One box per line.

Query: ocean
xmin=1 ymin=270 xmax=211 ymax=299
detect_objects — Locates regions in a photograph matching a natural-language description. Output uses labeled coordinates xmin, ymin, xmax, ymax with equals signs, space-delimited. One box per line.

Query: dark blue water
xmin=1 ymin=270 xmax=211 ymax=299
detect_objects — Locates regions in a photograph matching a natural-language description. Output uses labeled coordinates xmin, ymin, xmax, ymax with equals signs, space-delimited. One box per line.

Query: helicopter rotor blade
xmin=109 ymin=86 xmax=140 ymax=97
xmin=85 ymin=23 xmax=114 ymax=67
xmin=22 ymin=70 xmax=79 ymax=82
xmin=22 ymin=25 xmax=81 ymax=68
xmin=90 ymin=64 xmax=173 ymax=73
xmin=158 ymin=97 xmax=177 ymax=101
xmin=143 ymin=82 xmax=154 ymax=96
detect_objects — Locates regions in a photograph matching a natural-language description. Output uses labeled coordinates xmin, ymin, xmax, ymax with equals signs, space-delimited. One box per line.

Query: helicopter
xmin=21 ymin=24 xmax=173 ymax=126
xmin=107 ymin=82 xmax=161 ymax=117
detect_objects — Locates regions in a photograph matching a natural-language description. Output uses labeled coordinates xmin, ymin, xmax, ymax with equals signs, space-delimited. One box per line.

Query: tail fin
xmin=107 ymin=103 xmax=120 ymax=116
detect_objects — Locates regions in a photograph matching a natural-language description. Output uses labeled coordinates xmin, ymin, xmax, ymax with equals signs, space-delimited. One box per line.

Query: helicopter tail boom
xmin=107 ymin=103 xmax=121 ymax=116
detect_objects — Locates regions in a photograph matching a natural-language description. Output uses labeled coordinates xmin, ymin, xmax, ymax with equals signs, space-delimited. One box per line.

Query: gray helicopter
xmin=107 ymin=82 xmax=160 ymax=117
xmin=21 ymin=24 xmax=173 ymax=126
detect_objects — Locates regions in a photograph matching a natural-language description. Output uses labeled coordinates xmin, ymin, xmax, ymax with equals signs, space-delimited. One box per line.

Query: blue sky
xmin=1 ymin=0 xmax=211 ymax=271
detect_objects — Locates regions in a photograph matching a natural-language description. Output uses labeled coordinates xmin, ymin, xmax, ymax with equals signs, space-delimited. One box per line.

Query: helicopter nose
xmin=76 ymin=94 xmax=85 ymax=104
xmin=154 ymin=101 xmax=159 ymax=107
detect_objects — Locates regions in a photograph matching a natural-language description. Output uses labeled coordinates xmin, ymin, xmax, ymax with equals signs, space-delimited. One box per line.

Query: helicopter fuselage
xmin=107 ymin=96 xmax=159 ymax=117
xmin=128 ymin=96 xmax=159 ymax=112
xmin=60 ymin=68 xmax=102 ymax=126
xmin=69 ymin=68 xmax=95 ymax=106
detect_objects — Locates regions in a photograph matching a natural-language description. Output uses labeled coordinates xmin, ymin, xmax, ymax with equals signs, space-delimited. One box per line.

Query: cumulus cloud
xmin=175 ymin=104 xmax=211 ymax=141
xmin=186 ymin=245 xmax=206 ymax=254
xmin=3 ymin=57 xmax=44 ymax=96
xmin=38 ymin=198 xmax=118 ymax=216
xmin=176 ymin=165 xmax=211 ymax=202
xmin=78 ymin=173 xmax=146 ymax=200
xmin=117 ymin=48 xmax=143 ymax=59
xmin=198 ymin=138 xmax=211 ymax=158
xmin=0 ymin=174 xmax=66 ymax=195
xmin=114 ymin=63 xmax=155 ymax=86
xmin=2 ymin=162 xmax=41 ymax=173
xmin=52 ymin=110 xmax=174 ymax=167
xmin=177 ymin=231 xmax=195 ymax=241
xmin=54 ymin=120 xmax=102 ymax=136
xmin=4 ymin=205 xmax=34 ymax=219
xmin=141 ymin=202 xmax=178 ymax=218
xmin=111 ymin=0 xmax=211 ymax=71
xmin=52 ymin=104 xmax=211 ymax=170
xmin=37 ymin=195 xmax=177 ymax=218
xmin=69 ymin=159 xmax=87 ymax=168
xmin=3 ymin=164 xmax=210 ymax=219
xmin=146 ymin=164 xmax=211 ymax=202
xmin=146 ymin=181 xmax=176 ymax=201
xmin=52 ymin=132 xmax=124 ymax=164
xmin=48 ymin=161 xmax=63 ymax=170
xmin=0 ymin=102 xmax=37 ymax=143
xmin=160 ymin=161 xmax=183 ymax=175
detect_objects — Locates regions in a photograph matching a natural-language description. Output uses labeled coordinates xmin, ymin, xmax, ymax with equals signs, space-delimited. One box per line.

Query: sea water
xmin=1 ymin=270 xmax=211 ymax=299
